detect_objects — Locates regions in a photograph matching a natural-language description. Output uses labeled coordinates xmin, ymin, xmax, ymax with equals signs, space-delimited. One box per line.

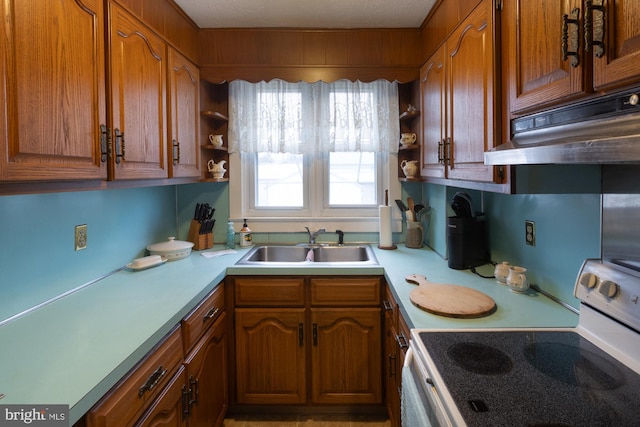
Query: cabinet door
xmin=384 ymin=309 xmax=400 ymax=427
xmin=420 ymin=45 xmax=447 ymax=179
xmin=235 ymin=308 xmax=306 ymax=404
xmin=446 ymin=0 xmax=496 ymax=182
xmin=135 ymin=367 xmax=187 ymax=427
xmin=310 ymin=308 xmax=382 ymax=404
xmin=184 ymin=313 xmax=228 ymax=427
xmin=592 ymin=0 xmax=640 ymax=90
xmin=168 ymin=48 xmax=200 ymax=178
xmin=0 ymin=0 xmax=107 ymax=181
xmin=504 ymin=0 xmax=587 ymax=114
xmin=108 ymin=3 xmax=167 ymax=180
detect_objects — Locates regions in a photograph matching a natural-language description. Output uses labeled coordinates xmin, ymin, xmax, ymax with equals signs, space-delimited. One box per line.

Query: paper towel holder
xmin=378 ymin=190 xmax=397 ymax=250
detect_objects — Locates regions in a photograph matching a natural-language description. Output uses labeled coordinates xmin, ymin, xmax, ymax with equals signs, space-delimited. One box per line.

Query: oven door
xmin=402 ymin=345 xmax=457 ymax=427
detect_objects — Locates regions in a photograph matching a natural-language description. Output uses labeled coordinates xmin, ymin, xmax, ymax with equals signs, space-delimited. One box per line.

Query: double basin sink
xmin=236 ymin=244 xmax=378 ymax=265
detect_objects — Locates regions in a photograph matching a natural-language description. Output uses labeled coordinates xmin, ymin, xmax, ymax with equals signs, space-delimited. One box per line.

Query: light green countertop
xmin=0 ymin=245 xmax=578 ymax=425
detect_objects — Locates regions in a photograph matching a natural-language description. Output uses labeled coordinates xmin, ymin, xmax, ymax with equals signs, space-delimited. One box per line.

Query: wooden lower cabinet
xmin=383 ymin=286 xmax=410 ymax=427
xmin=235 ymin=308 xmax=307 ymax=404
xmin=184 ymin=312 xmax=228 ymax=427
xmin=231 ymin=276 xmax=383 ymax=407
xmin=135 ymin=367 xmax=188 ymax=427
xmin=86 ymin=285 xmax=227 ymax=427
xmin=310 ymin=308 xmax=382 ymax=404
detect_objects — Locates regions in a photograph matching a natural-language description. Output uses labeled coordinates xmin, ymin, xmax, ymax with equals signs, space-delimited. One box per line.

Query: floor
xmin=222 ymin=414 xmax=391 ymax=427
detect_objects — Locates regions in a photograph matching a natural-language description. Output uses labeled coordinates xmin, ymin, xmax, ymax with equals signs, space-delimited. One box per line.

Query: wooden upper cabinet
xmin=446 ymin=0 xmax=496 ymax=182
xmin=591 ymin=0 xmax=640 ymax=90
xmin=168 ymin=48 xmax=200 ymax=178
xmin=0 ymin=0 xmax=107 ymax=181
xmin=504 ymin=0 xmax=587 ymax=115
xmin=108 ymin=3 xmax=168 ymax=180
xmin=420 ymin=46 xmax=447 ymax=179
xmin=504 ymin=0 xmax=640 ymax=115
xmin=420 ymin=0 xmax=497 ymax=183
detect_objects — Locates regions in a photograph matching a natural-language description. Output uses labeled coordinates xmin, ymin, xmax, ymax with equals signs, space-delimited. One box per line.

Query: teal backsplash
xmin=0 ymin=186 xmax=177 ymax=322
xmin=0 ymin=165 xmax=603 ymax=322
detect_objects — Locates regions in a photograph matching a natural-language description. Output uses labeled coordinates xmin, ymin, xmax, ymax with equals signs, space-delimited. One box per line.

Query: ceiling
xmin=173 ymin=0 xmax=437 ymax=29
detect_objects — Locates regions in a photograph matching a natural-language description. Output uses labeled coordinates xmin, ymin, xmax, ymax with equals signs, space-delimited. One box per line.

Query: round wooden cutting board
xmin=406 ymin=274 xmax=496 ymax=318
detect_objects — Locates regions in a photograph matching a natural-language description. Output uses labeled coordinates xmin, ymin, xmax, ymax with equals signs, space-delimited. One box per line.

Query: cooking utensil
xmin=405 ymin=274 xmax=496 ymax=318
xmin=395 ymin=199 xmax=407 ymax=212
xmin=406 ymin=197 xmax=415 ymax=222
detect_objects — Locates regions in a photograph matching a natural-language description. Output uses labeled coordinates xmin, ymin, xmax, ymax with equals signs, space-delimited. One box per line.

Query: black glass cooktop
xmin=419 ymin=331 xmax=640 ymax=427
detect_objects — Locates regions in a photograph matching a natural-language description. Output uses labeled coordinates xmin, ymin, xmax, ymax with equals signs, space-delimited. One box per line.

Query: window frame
xmin=228 ymin=150 xmax=401 ymax=233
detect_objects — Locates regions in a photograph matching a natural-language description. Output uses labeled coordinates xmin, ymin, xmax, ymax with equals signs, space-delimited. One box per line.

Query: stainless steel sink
xmin=235 ymin=244 xmax=378 ymax=265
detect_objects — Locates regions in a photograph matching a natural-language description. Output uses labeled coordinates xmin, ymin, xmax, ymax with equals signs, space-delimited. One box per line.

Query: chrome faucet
xmin=304 ymin=227 xmax=325 ymax=244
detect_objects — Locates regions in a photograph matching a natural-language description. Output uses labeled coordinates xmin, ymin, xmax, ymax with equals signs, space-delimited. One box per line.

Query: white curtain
xmin=228 ymin=79 xmax=399 ymax=154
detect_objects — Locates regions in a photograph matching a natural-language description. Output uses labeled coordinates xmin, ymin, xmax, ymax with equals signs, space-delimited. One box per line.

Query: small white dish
xmin=126 ymin=255 xmax=167 ymax=271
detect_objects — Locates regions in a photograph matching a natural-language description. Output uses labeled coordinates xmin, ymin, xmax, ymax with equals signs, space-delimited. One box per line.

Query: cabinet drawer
xmin=182 ymin=284 xmax=224 ymax=355
xmin=87 ymin=326 xmax=183 ymax=427
xmin=234 ymin=277 xmax=305 ymax=307
xmin=310 ymin=277 xmax=381 ymax=306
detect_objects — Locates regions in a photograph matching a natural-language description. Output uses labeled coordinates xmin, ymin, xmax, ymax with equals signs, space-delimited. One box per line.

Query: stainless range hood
xmin=485 ymin=88 xmax=640 ymax=165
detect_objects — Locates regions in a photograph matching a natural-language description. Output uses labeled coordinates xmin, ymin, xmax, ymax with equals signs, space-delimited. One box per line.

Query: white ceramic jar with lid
xmin=147 ymin=237 xmax=194 ymax=260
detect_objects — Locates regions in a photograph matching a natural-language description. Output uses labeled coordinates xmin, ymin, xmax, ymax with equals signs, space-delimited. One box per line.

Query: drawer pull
xmin=203 ymin=307 xmax=220 ymax=321
xmin=138 ymin=365 xmax=167 ymax=397
xmin=382 ymin=300 xmax=393 ymax=311
xmin=396 ymin=332 xmax=409 ymax=350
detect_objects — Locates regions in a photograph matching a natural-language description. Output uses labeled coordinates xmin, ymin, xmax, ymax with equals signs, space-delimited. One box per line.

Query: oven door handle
xmin=404 ymin=346 xmax=414 ymax=368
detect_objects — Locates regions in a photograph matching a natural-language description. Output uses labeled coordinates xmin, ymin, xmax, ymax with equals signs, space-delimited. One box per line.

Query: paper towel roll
xmin=379 ymin=205 xmax=393 ymax=248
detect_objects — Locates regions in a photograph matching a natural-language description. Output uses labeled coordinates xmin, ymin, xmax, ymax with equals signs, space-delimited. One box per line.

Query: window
xmin=228 ymin=80 xmax=401 ymax=233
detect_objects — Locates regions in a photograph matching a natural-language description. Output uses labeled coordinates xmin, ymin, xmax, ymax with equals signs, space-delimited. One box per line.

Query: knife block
xmin=187 ymin=219 xmax=213 ymax=250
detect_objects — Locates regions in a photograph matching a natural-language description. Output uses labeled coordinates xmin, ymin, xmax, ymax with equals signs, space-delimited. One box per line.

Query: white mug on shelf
xmin=208 ymin=134 xmax=223 ymax=147
xmin=400 ymin=132 xmax=417 ymax=146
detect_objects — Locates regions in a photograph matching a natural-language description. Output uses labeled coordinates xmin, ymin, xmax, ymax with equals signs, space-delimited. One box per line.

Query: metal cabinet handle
xmin=100 ymin=125 xmax=109 ymax=163
xmin=313 ymin=323 xmax=318 ymax=346
xmin=383 ymin=300 xmax=393 ymax=311
xmin=138 ymin=365 xmax=166 ymax=397
xmin=299 ymin=322 xmax=304 ymax=346
xmin=584 ymin=0 xmax=605 ymax=58
xmin=561 ymin=8 xmax=581 ymax=67
xmin=437 ymin=140 xmax=444 ymax=164
xmin=181 ymin=384 xmax=190 ymax=419
xmin=444 ymin=137 xmax=451 ymax=166
xmin=172 ymin=139 xmax=180 ymax=165
xmin=396 ymin=332 xmax=409 ymax=350
xmin=203 ymin=307 xmax=219 ymax=321
xmin=114 ymin=128 xmax=125 ymax=164
xmin=388 ymin=352 xmax=397 ymax=377
xmin=189 ymin=375 xmax=199 ymax=406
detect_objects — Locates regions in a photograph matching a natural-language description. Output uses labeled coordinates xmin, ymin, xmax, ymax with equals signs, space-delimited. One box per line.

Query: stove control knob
xmin=579 ymin=272 xmax=598 ymax=289
xmin=598 ymin=280 xmax=620 ymax=299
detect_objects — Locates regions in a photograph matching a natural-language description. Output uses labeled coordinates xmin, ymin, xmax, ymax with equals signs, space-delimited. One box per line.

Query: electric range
xmin=405 ymin=259 xmax=640 ymax=427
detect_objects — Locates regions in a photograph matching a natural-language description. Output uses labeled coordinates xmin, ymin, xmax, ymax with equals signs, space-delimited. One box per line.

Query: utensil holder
xmin=187 ymin=219 xmax=213 ymax=250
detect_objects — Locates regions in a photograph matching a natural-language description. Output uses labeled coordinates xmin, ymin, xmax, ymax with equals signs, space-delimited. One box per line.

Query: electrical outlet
xmin=75 ymin=224 xmax=87 ymax=251
xmin=525 ymin=220 xmax=536 ymax=246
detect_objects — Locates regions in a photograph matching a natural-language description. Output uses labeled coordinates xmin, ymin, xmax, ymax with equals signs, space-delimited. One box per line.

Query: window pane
xmin=256 ymin=153 xmax=304 ymax=207
xmin=329 ymin=152 xmax=376 ymax=205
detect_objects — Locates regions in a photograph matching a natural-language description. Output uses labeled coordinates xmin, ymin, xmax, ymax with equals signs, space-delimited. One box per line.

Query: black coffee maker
xmin=447 ymin=192 xmax=489 ymax=270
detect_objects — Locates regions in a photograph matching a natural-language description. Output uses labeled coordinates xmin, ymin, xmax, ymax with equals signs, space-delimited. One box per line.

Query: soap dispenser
xmin=240 ymin=219 xmax=252 ymax=248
